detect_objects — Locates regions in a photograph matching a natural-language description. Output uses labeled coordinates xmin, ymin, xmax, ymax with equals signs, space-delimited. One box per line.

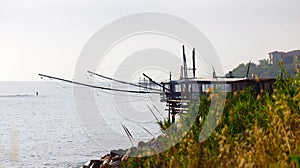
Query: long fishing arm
xmin=38 ymin=74 xmax=160 ymax=94
xmin=87 ymin=71 xmax=161 ymax=91
xmin=142 ymin=73 xmax=172 ymax=92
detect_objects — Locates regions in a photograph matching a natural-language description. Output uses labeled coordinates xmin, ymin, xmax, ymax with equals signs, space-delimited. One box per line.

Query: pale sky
xmin=0 ymin=0 xmax=299 ymax=81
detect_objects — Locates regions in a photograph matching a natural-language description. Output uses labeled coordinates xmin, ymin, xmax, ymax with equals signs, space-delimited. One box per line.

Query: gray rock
xmin=109 ymin=160 xmax=121 ymax=168
xmin=138 ymin=141 xmax=146 ymax=148
xmin=110 ymin=149 xmax=127 ymax=157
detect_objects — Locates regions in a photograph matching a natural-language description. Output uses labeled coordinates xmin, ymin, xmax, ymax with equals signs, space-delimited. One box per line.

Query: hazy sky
xmin=0 ymin=0 xmax=299 ymax=81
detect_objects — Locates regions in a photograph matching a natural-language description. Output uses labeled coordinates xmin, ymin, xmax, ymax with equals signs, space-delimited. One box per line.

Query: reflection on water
xmin=9 ymin=123 xmax=19 ymax=162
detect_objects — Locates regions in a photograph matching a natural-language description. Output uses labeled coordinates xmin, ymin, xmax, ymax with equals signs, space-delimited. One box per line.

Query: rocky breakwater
xmin=81 ymin=136 xmax=167 ymax=168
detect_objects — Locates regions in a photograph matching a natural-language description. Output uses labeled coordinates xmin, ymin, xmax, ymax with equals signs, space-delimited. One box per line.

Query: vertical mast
xmin=245 ymin=61 xmax=251 ymax=78
xmin=192 ymin=48 xmax=196 ymax=78
xmin=182 ymin=45 xmax=189 ymax=100
xmin=182 ymin=45 xmax=188 ymax=79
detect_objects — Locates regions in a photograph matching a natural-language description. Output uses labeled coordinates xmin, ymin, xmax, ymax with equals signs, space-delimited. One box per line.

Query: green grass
xmin=122 ymin=70 xmax=300 ymax=168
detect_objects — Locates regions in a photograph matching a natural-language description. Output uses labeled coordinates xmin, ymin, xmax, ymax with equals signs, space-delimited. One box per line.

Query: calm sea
xmin=0 ymin=81 xmax=163 ymax=167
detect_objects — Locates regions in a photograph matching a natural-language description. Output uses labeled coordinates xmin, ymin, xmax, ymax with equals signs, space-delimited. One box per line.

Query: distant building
xmin=269 ymin=50 xmax=300 ymax=65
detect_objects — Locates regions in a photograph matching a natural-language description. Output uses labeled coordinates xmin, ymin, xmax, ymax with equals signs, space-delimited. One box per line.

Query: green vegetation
xmin=229 ymin=57 xmax=300 ymax=78
xmin=122 ymin=68 xmax=300 ymax=167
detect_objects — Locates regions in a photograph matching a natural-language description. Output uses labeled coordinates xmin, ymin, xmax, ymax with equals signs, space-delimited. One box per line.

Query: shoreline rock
xmin=81 ymin=147 xmax=135 ymax=168
xmin=81 ymin=137 xmax=167 ymax=167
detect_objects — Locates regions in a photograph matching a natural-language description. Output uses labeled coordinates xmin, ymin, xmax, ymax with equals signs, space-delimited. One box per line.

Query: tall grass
xmin=123 ymin=71 xmax=300 ymax=168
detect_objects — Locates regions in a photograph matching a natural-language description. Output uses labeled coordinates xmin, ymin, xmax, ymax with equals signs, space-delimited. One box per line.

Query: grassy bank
xmin=123 ymin=71 xmax=300 ymax=167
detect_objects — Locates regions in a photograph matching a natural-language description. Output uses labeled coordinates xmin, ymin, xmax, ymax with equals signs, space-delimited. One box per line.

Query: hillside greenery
xmin=229 ymin=58 xmax=300 ymax=78
xmin=123 ymin=67 xmax=300 ymax=167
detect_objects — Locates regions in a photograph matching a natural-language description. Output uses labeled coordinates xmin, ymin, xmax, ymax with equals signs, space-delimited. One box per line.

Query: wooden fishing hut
xmin=159 ymin=46 xmax=276 ymax=123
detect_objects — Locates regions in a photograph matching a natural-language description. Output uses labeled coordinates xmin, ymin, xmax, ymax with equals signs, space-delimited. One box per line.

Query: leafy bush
xmin=123 ymin=71 xmax=300 ymax=168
